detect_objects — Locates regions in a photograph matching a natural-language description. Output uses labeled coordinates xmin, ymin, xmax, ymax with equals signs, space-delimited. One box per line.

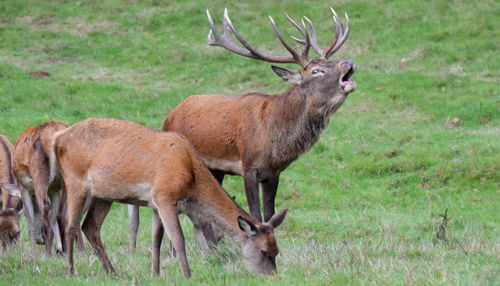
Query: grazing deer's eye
xmin=261 ymin=250 xmax=269 ymax=257
xmin=311 ymin=69 xmax=323 ymax=75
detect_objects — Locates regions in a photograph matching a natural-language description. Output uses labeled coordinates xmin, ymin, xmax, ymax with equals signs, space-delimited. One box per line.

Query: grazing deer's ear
xmin=267 ymin=208 xmax=288 ymax=228
xmin=271 ymin=66 xmax=303 ymax=84
xmin=0 ymin=183 xmax=21 ymax=198
xmin=238 ymin=216 xmax=258 ymax=236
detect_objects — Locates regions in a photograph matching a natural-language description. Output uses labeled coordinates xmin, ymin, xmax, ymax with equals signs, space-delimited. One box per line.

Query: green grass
xmin=0 ymin=0 xmax=499 ymax=285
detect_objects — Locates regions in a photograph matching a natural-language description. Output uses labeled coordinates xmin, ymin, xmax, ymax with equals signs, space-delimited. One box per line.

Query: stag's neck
xmin=263 ymin=86 xmax=340 ymax=169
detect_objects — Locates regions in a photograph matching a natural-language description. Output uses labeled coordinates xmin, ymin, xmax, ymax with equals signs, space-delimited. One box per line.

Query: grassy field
xmin=0 ymin=0 xmax=498 ymax=285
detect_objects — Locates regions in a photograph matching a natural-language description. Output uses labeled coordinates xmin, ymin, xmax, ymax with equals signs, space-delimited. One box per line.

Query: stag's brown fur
xmin=11 ymin=121 xmax=69 ymax=254
xmin=164 ymin=59 xmax=356 ymax=222
xmin=53 ymin=118 xmax=287 ymax=278
xmin=163 ymin=8 xmax=356 ymax=222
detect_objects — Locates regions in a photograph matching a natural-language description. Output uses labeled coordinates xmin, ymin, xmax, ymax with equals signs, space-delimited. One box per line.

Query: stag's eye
xmin=261 ymin=250 xmax=270 ymax=257
xmin=311 ymin=69 xmax=323 ymax=75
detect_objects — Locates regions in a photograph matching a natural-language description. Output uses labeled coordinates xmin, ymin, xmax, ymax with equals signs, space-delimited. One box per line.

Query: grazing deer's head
xmin=207 ymin=7 xmax=356 ymax=104
xmin=0 ymin=183 xmax=22 ymax=250
xmin=238 ymin=209 xmax=288 ymax=275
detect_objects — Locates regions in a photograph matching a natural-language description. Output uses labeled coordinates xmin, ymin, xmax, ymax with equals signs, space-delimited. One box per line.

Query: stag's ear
xmin=267 ymin=208 xmax=288 ymax=228
xmin=238 ymin=216 xmax=258 ymax=236
xmin=0 ymin=183 xmax=22 ymax=198
xmin=271 ymin=66 xmax=302 ymax=84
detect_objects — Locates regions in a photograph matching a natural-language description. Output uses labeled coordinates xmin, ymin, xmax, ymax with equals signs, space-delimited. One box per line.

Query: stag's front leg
xmin=262 ymin=175 xmax=280 ymax=222
xmin=128 ymin=204 xmax=139 ymax=253
xmin=243 ymin=169 xmax=262 ymax=222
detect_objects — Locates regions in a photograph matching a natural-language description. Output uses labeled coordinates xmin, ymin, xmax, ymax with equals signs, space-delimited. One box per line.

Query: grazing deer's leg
xmin=262 ymin=175 xmax=280 ymax=222
xmin=155 ymin=201 xmax=191 ymax=279
xmin=210 ymin=170 xmax=225 ymax=185
xmin=76 ymin=194 xmax=91 ymax=253
xmin=32 ymin=174 xmax=52 ymax=255
xmin=200 ymin=223 xmax=217 ymax=246
xmin=21 ymin=190 xmax=37 ymax=254
xmin=128 ymin=204 xmax=139 ymax=253
xmin=49 ymin=191 xmax=63 ymax=254
xmin=75 ymin=227 xmax=85 ymax=253
xmin=151 ymin=210 xmax=164 ymax=276
xmin=82 ymin=198 xmax=115 ymax=275
xmin=191 ymin=221 xmax=217 ymax=251
xmin=64 ymin=183 xmax=86 ymax=276
xmin=243 ymin=169 xmax=262 ymax=222
xmin=193 ymin=224 xmax=205 ymax=249
xmin=169 ymin=241 xmax=177 ymax=257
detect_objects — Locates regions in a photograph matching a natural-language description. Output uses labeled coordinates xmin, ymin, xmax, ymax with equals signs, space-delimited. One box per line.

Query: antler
xmin=207 ymin=8 xmax=312 ymax=67
xmin=291 ymin=7 xmax=350 ymax=60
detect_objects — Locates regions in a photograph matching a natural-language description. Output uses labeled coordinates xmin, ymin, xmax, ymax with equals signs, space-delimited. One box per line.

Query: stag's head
xmin=207 ymin=8 xmax=356 ymax=101
xmin=237 ymin=209 xmax=287 ymax=276
xmin=0 ymin=183 xmax=22 ymax=251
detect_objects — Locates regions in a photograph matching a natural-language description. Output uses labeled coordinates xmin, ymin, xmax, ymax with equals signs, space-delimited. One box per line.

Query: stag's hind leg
xmin=82 ymin=198 xmax=115 ymax=275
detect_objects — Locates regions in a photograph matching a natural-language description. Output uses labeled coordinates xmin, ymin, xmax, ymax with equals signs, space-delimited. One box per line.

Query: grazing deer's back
xmin=12 ymin=122 xmax=68 ymax=175
xmin=0 ymin=135 xmax=19 ymax=210
xmin=54 ymin=118 xmax=197 ymax=198
xmin=0 ymin=135 xmax=14 ymax=185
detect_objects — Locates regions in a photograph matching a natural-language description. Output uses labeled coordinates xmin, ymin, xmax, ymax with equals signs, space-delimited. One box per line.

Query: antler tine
xmin=326 ymin=12 xmax=350 ymax=58
xmin=224 ymin=9 xmax=269 ymax=59
xmin=268 ymin=16 xmax=307 ymax=66
xmin=207 ymin=9 xmax=258 ymax=59
xmin=322 ymin=8 xmax=350 ymax=59
xmin=221 ymin=8 xmax=231 ymax=36
xmin=206 ymin=8 xmax=305 ymax=66
xmin=284 ymin=14 xmax=311 ymax=61
xmin=206 ymin=9 xmax=220 ymax=44
xmin=302 ymin=16 xmax=324 ymax=56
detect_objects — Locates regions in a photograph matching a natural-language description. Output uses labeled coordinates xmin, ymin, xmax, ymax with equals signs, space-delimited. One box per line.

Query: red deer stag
xmin=0 ymin=135 xmax=22 ymax=251
xmin=163 ymin=8 xmax=356 ymax=222
xmin=51 ymin=118 xmax=288 ymax=278
xmin=3 ymin=122 xmax=70 ymax=255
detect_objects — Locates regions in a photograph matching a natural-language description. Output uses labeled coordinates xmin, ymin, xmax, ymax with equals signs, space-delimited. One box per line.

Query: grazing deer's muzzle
xmin=0 ymin=210 xmax=20 ymax=248
xmin=340 ymin=59 xmax=356 ymax=93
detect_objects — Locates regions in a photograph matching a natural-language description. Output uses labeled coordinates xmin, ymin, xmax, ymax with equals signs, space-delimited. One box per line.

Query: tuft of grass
xmin=1 ymin=0 xmax=499 ymax=285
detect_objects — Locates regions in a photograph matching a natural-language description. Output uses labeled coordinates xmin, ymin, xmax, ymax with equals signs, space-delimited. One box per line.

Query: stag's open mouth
xmin=340 ymin=65 xmax=356 ymax=93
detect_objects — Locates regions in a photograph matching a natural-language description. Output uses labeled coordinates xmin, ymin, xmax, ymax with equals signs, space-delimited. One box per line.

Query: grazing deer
xmin=5 ymin=122 xmax=69 ymax=255
xmin=0 ymin=135 xmax=22 ymax=251
xmin=163 ymin=8 xmax=356 ymax=222
xmin=51 ymin=118 xmax=287 ymax=278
